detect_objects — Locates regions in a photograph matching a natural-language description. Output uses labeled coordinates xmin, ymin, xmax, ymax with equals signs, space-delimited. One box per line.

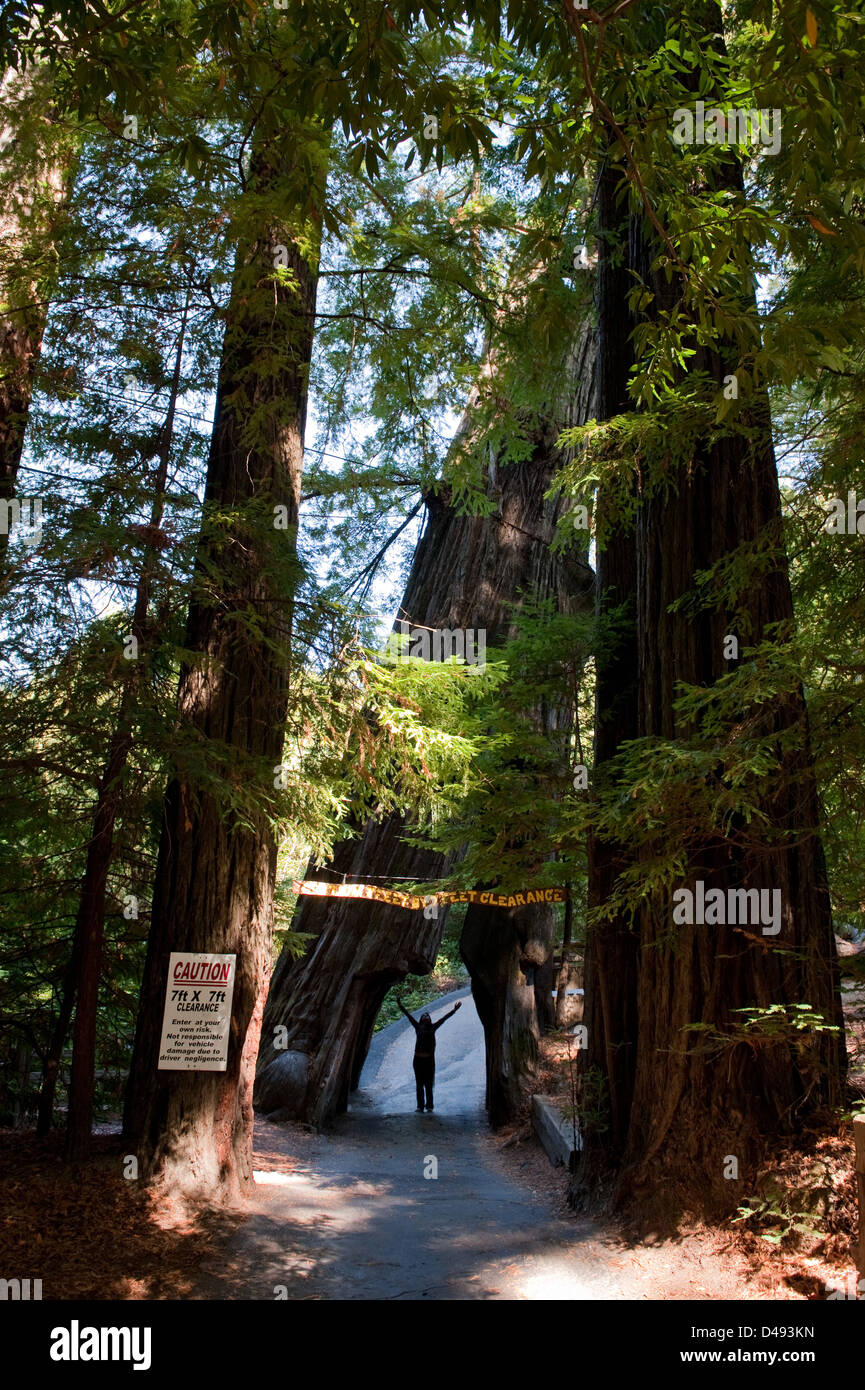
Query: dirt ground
xmin=487 ymin=1107 xmax=861 ymax=1301
xmin=0 ymin=1128 xmax=242 ymax=1300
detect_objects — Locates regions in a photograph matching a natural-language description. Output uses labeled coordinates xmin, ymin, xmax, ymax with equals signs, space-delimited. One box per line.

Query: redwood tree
xmin=123 ymin=133 xmax=321 ymax=1202
xmin=577 ymin=151 xmax=641 ymax=1170
xmin=564 ymin=4 xmax=846 ymax=1218
xmin=121 ymin=0 xmax=503 ymax=1199
xmin=257 ymin=311 xmax=596 ymax=1128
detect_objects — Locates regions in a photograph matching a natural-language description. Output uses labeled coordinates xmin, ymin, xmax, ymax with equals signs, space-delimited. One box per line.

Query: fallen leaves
xmin=0 ymin=1131 xmax=240 ymax=1300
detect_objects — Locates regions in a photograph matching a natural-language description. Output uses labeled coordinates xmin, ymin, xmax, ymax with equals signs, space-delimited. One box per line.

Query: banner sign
xmin=292 ymin=880 xmax=565 ymax=910
xmin=158 ymin=952 xmax=236 ymax=1071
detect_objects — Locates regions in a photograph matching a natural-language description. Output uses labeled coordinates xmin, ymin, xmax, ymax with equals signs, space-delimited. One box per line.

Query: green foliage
xmin=732 ymin=1193 xmax=820 ymax=1245
xmin=398 ymin=601 xmax=594 ymax=901
xmin=683 ymin=1004 xmax=842 ymax=1062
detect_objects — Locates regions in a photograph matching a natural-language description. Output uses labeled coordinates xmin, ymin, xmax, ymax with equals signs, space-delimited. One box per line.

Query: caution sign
xmin=293 ymin=880 xmax=565 ymax=910
xmin=158 ymin=952 xmax=236 ymax=1071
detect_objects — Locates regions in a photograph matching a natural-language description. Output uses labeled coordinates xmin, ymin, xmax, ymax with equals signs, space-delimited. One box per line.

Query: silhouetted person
xmin=396 ymin=997 xmax=462 ymax=1112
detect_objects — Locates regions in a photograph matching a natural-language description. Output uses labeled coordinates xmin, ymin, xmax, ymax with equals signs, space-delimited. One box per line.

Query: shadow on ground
xmin=195 ymin=990 xmax=760 ymax=1300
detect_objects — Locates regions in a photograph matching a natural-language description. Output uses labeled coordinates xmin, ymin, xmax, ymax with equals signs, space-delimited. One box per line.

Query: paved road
xmin=358 ymin=985 xmax=482 ymax=1117
xmin=195 ymin=989 xmax=752 ymax=1300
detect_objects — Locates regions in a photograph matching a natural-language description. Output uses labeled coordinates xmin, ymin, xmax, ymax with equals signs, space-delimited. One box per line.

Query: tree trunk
xmin=579 ymin=153 xmax=642 ymax=1176
xmin=12 ymin=1041 xmax=33 ymax=1126
xmin=256 ymin=813 xmax=456 ymax=1125
xmin=461 ymin=898 xmax=559 ymax=1125
xmin=458 ymin=318 xmax=598 ymax=1127
xmin=123 ymin=145 xmax=320 ymax=1204
xmin=0 ymin=66 xmax=73 ymax=580
xmin=257 ymin=320 xmax=597 ymax=1128
xmin=623 ymin=340 xmax=845 ymax=1217
xmin=37 ymin=942 xmax=77 ymax=1136
xmin=582 ymin=49 xmax=845 ymax=1218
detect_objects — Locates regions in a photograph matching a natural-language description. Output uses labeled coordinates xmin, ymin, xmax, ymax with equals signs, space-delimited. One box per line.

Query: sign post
xmin=157 ymin=952 xmax=236 ymax=1071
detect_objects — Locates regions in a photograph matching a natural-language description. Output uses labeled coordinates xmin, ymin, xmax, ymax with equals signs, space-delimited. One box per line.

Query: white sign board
xmin=158 ymin=952 xmax=236 ymax=1071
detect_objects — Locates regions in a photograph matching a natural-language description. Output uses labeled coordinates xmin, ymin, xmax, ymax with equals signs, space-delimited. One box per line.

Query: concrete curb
xmin=532 ymin=1093 xmax=582 ymax=1170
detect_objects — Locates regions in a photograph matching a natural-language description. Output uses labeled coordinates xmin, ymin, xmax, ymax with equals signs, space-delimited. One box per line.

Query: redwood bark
xmin=579 ymin=153 xmax=641 ymax=1173
xmin=123 ymin=148 xmax=319 ymax=1204
xmin=257 ymin=319 xmax=597 ymax=1128
xmin=461 ymin=897 xmax=560 ymax=1126
xmin=459 ymin=356 xmax=596 ymax=1125
xmin=256 ymin=813 xmax=456 ymax=1126
xmin=623 ymin=330 xmax=844 ymax=1215
xmin=582 ymin=40 xmax=844 ymax=1217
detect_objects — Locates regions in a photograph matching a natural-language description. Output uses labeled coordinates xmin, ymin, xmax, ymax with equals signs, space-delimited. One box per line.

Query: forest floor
xmin=0 ymin=1125 xmax=243 ymax=1299
xmin=2 ymin=979 xmax=861 ymax=1301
